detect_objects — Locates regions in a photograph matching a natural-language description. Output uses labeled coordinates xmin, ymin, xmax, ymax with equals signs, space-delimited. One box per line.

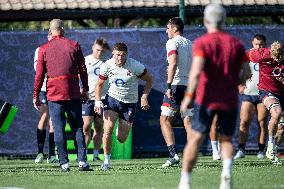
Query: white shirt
xmin=84 ymin=54 xmax=108 ymax=100
xmin=166 ymin=35 xmax=192 ymax=86
xmin=100 ymin=57 xmax=146 ymax=103
xmin=34 ymin=47 xmax=47 ymax=92
xmin=244 ymin=61 xmax=259 ymax=95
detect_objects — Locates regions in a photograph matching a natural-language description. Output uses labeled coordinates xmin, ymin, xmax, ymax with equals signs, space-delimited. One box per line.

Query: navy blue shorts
xmin=259 ymin=90 xmax=284 ymax=108
xmin=82 ymin=100 xmax=102 ymax=117
xmin=192 ymin=103 xmax=237 ymax=136
xmin=39 ymin=91 xmax=47 ymax=104
xmin=104 ymin=94 xmax=137 ymax=123
xmin=162 ymin=85 xmax=187 ymax=110
xmin=240 ymin=94 xmax=261 ymax=105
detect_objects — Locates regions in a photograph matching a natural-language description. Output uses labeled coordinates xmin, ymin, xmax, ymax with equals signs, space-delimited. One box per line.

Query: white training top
xmin=99 ymin=57 xmax=146 ymax=103
xmin=34 ymin=47 xmax=47 ymax=92
xmin=166 ymin=35 xmax=192 ymax=86
xmin=243 ymin=60 xmax=259 ymax=96
xmin=84 ymin=54 xmax=109 ymax=100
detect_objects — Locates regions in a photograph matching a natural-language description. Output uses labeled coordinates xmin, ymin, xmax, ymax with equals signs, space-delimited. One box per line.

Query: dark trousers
xmin=48 ymin=100 xmax=86 ymax=165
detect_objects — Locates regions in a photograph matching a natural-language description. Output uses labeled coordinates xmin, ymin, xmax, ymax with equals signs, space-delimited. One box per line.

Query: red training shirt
xmin=193 ymin=31 xmax=247 ymax=110
xmin=33 ymin=35 xmax=89 ymax=101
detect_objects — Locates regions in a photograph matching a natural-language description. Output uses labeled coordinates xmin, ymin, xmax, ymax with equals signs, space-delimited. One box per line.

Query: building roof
xmin=0 ymin=0 xmax=283 ymax=21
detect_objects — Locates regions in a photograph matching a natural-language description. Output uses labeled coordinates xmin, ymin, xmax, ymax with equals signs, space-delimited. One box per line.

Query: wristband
xmin=186 ymin=92 xmax=194 ymax=99
xmin=95 ymin=100 xmax=103 ymax=107
xmin=167 ymin=83 xmax=172 ymax=90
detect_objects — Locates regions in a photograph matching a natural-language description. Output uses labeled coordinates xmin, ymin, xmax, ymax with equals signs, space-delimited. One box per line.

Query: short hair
xmin=271 ymin=41 xmax=284 ymax=62
xmin=94 ymin=38 xmax=110 ymax=50
xmin=49 ymin=19 xmax=64 ymax=31
xmin=167 ymin=17 xmax=184 ymax=34
xmin=253 ymin=34 xmax=266 ymax=43
xmin=112 ymin=43 xmax=128 ymax=52
xmin=204 ymin=4 xmax=226 ymax=29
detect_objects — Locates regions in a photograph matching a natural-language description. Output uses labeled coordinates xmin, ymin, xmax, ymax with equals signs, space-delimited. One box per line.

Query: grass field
xmin=0 ymin=156 xmax=283 ymax=189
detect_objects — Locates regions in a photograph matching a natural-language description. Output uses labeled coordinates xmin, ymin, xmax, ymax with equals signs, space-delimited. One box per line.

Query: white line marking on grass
xmin=0 ymin=187 xmax=24 ymax=189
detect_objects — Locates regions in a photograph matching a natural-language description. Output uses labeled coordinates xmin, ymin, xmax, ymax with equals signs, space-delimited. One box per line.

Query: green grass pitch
xmin=0 ymin=156 xmax=283 ymax=189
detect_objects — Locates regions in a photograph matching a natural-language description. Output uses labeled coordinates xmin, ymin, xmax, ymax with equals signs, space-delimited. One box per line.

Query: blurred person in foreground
xmin=160 ymin=17 xmax=193 ymax=168
xmin=33 ymin=31 xmax=58 ymax=164
xmin=33 ymin=19 xmax=90 ymax=172
xmin=178 ymin=4 xmax=251 ymax=189
xmin=248 ymin=41 xmax=284 ymax=165
xmin=94 ymin=42 xmax=153 ymax=170
xmin=82 ymin=38 xmax=110 ymax=161
xmin=234 ymin=34 xmax=268 ymax=160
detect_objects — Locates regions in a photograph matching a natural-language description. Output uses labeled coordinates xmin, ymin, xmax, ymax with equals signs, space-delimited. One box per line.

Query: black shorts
xmin=192 ymin=103 xmax=237 ymax=136
xmin=240 ymin=94 xmax=261 ymax=105
xmin=39 ymin=91 xmax=47 ymax=105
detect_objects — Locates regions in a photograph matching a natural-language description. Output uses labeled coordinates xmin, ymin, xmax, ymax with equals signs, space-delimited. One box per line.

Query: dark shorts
xmin=192 ymin=103 xmax=237 ymax=136
xmin=104 ymin=94 xmax=137 ymax=123
xmin=240 ymin=94 xmax=261 ymax=105
xmin=82 ymin=100 xmax=102 ymax=117
xmin=39 ymin=91 xmax=47 ymax=104
xmin=259 ymin=90 xmax=284 ymax=108
xmin=162 ymin=85 xmax=187 ymax=110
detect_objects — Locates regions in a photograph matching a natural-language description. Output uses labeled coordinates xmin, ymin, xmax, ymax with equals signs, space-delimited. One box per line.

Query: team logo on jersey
xmin=127 ymin=70 xmax=133 ymax=76
xmin=115 ymin=79 xmax=126 ymax=87
xmin=253 ymin=63 xmax=259 ymax=71
xmin=94 ymin=67 xmax=100 ymax=76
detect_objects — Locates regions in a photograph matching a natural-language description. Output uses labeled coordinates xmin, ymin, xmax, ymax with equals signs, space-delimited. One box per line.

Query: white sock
xmin=211 ymin=141 xmax=218 ymax=154
xmin=104 ymin=154 xmax=111 ymax=164
xmin=93 ymin=150 xmax=99 ymax=158
xmin=268 ymin=136 xmax=275 ymax=145
xmin=180 ymin=171 xmax=192 ymax=184
xmin=222 ymin=159 xmax=233 ymax=175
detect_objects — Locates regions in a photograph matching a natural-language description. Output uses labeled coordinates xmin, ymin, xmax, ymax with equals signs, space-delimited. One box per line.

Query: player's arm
xmin=239 ymin=51 xmax=252 ymax=85
xmin=94 ymin=63 xmax=108 ymax=114
xmin=33 ymin=47 xmax=46 ymax=110
xmin=139 ymin=71 xmax=153 ymax=110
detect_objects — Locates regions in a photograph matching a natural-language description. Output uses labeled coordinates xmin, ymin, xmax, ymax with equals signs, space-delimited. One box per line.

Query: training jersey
xmin=166 ymin=35 xmax=192 ymax=86
xmin=99 ymin=57 xmax=147 ymax=103
xmin=193 ymin=31 xmax=247 ymax=110
xmin=243 ymin=49 xmax=259 ymax=95
xmin=34 ymin=47 xmax=47 ymax=92
xmin=84 ymin=54 xmax=109 ymax=100
xmin=34 ymin=35 xmax=88 ymax=101
xmin=248 ymin=47 xmax=284 ymax=96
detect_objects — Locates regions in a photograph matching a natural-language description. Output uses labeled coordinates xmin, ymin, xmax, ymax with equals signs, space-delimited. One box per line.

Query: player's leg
xmin=178 ymin=104 xmax=213 ymax=189
xmin=260 ymin=91 xmax=282 ymax=163
xmin=101 ymin=110 xmax=118 ymax=170
xmin=92 ymin=116 xmax=103 ymax=161
xmin=66 ymin=100 xmax=90 ymax=171
xmin=256 ymin=102 xmax=268 ymax=159
xmin=210 ymin=115 xmax=221 ymax=160
xmin=82 ymin=100 xmax=95 ymax=149
xmin=234 ymin=98 xmax=255 ymax=159
xmin=218 ymin=108 xmax=237 ymax=189
xmin=47 ymin=118 xmax=59 ymax=163
xmin=35 ymin=92 xmax=48 ymax=164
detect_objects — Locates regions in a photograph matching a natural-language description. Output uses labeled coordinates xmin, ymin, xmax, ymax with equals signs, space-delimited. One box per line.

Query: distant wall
xmin=0 ymin=26 xmax=283 ymax=155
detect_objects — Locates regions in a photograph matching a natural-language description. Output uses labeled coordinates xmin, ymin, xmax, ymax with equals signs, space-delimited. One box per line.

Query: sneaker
xmin=35 ymin=153 xmax=44 ymax=164
xmin=162 ymin=155 xmax=180 ymax=168
xmin=266 ymin=143 xmax=275 ymax=160
xmin=47 ymin=156 xmax=59 ymax=163
xmin=61 ymin=163 xmax=70 ymax=172
xmin=101 ymin=162 xmax=110 ymax=171
xmin=78 ymin=161 xmax=91 ymax=171
xmin=256 ymin=151 xmax=265 ymax=159
xmin=219 ymin=172 xmax=232 ymax=189
xmin=178 ymin=182 xmax=191 ymax=189
xmin=213 ymin=152 xmax=221 ymax=160
xmin=271 ymin=156 xmax=282 ymax=165
xmin=234 ymin=150 xmax=245 ymax=160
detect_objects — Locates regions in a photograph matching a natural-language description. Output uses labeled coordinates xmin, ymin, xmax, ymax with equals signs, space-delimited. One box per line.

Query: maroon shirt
xmin=33 ymin=35 xmax=89 ymax=101
xmin=193 ymin=31 xmax=246 ymax=110
xmin=249 ymin=47 xmax=284 ymax=96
